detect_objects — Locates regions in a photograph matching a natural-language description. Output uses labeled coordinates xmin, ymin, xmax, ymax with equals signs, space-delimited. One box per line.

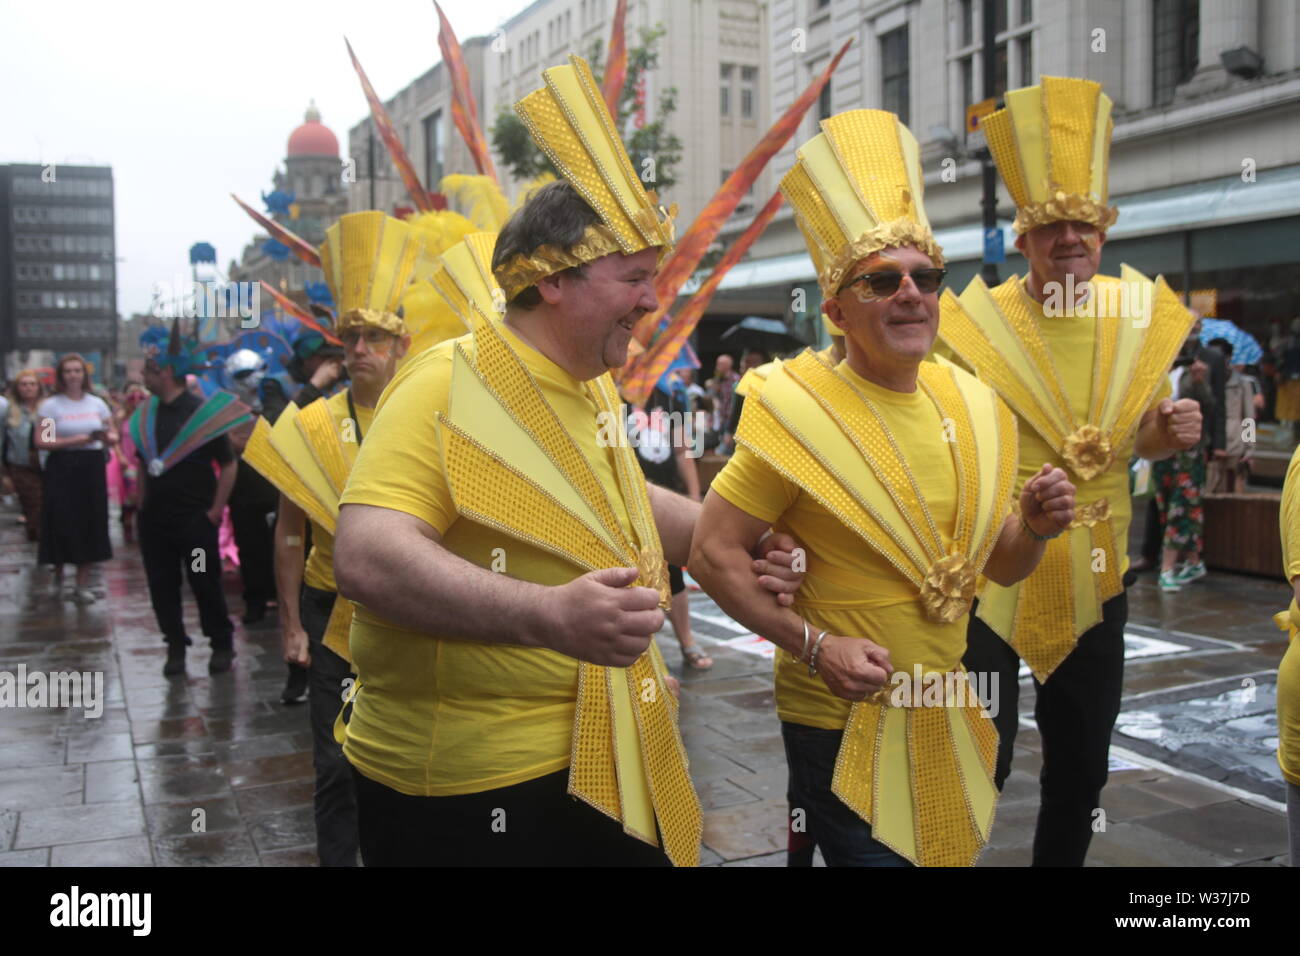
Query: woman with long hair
xmin=2 ymin=370 xmax=46 ymax=542
xmin=33 ymin=354 xmax=116 ymax=602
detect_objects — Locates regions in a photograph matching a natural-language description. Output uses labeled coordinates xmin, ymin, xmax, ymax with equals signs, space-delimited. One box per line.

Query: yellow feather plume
xmin=439 ymin=174 xmax=510 ymax=231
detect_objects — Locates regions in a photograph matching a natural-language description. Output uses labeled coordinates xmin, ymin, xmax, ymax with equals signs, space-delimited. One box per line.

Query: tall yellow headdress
xmin=399 ymin=231 xmax=502 ymax=354
xmin=982 ymin=75 xmax=1118 ymax=235
xmin=781 ymin=109 xmax=943 ymax=298
xmin=319 ymin=211 xmax=424 ymax=336
xmin=495 ymin=55 xmax=676 ymax=301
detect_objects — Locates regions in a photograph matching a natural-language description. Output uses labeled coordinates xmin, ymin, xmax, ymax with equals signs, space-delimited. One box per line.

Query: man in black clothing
xmin=138 ymin=356 xmax=239 ymax=677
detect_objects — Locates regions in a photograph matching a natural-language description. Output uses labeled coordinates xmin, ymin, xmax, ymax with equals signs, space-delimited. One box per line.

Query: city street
xmin=0 ymin=497 xmax=1290 ymax=867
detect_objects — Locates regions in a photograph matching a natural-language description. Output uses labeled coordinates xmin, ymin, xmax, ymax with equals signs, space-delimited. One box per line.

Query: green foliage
xmin=489 ymin=25 xmax=682 ymax=193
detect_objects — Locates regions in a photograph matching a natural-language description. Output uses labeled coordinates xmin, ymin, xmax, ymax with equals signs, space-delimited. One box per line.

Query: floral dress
xmin=1153 ymin=372 xmax=1213 ymax=552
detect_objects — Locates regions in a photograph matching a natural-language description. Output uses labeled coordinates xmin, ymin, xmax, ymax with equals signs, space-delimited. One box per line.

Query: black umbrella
xmin=719 ymin=315 xmax=804 ymax=354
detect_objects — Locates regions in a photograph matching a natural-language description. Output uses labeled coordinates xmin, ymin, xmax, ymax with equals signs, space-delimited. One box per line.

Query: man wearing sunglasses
xmin=936 ymin=76 xmax=1200 ymax=866
xmin=691 ymin=109 xmax=1076 ymax=866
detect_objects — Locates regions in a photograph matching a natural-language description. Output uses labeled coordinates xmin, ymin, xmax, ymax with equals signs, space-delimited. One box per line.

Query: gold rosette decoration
xmin=1068 ymin=497 xmax=1111 ymax=529
xmin=1061 ymin=423 xmax=1113 ymax=481
xmin=920 ymin=552 xmax=978 ymax=624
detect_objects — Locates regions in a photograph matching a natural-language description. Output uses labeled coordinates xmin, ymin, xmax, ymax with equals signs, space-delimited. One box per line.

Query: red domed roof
xmin=288 ymin=100 xmax=339 ymax=157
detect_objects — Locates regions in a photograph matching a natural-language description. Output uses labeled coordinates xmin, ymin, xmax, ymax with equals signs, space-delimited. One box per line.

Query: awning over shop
xmin=704 ymin=163 xmax=1300 ymax=293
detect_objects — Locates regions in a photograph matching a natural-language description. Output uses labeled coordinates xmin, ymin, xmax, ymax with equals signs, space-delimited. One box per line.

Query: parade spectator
xmin=33 ymin=354 xmax=116 ymax=603
xmin=107 ymin=383 xmax=147 ymax=544
xmin=1154 ymin=347 xmax=1213 ymax=592
xmin=627 ymin=376 xmax=711 ymax=670
xmin=1259 ymin=351 xmax=1279 ymax=422
xmin=1206 ymin=338 xmax=1261 ymax=493
xmin=2 ymin=370 xmax=47 ymax=543
xmin=706 ymin=353 xmax=740 ymax=453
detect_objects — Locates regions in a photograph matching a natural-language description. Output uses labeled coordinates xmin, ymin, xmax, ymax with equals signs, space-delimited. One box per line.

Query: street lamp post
xmin=980 ymin=0 xmax=1000 ymax=288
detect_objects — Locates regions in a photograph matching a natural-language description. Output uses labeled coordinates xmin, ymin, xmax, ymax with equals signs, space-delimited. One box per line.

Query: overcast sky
xmin=0 ymin=0 xmax=535 ymax=320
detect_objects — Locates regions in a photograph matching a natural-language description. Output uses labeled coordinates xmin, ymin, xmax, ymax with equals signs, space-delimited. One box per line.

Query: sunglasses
xmin=843 ymin=268 xmax=947 ymax=298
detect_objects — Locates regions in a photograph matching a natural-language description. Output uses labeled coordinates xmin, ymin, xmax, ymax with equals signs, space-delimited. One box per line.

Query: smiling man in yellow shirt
xmin=332 ymin=56 xmax=801 ymax=867
xmin=936 ymin=76 xmax=1202 ymax=865
xmin=691 ymin=108 xmax=1077 ymax=867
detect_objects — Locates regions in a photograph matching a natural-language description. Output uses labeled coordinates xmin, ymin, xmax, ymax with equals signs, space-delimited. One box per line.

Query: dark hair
xmin=1207 ymin=337 xmax=1234 ymax=359
xmin=55 ymin=353 xmax=92 ymax=394
xmin=492 ymin=180 xmax=601 ymax=309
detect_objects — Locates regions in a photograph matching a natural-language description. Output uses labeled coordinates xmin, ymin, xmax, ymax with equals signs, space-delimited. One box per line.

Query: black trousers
xmin=300 ymin=585 xmax=358 ymax=867
xmin=962 ymin=591 xmax=1127 ymax=867
xmin=352 ymin=766 xmax=672 ymax=867
xmin=229 ymin=500 xmax=276 ymax=607
xmin=138 ymin=509 xmax=233 ymax=648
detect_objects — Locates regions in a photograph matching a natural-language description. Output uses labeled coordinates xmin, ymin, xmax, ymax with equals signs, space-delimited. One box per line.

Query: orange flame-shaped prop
xmin=632 ymin=38 xmax=852 ymax=348
xmin=231 ymin=194 xmax=321 ymax=269
xmin=346 ymin=37 xmax=436 ymax=212
xmin=602 ymin=0 xmax=629 ymax=117
xmin=259 ymin=281 xmax=342 ymax=346
xmin=620 ymin=191 xmax=784 ymax=406
xmin=435 ymin=2 xmax=498 ymax=182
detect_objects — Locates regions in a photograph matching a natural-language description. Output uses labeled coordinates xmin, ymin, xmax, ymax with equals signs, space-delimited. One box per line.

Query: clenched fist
xmin=1020 ymin=463 xmax=1076 ymax=538
xmin=1158 ymin=397 xmax=1203 ymax=451
xmin=543 ymin=566 xmax=664 ymax=667
xmin=815 ymin=634 xmax=893 ymax=702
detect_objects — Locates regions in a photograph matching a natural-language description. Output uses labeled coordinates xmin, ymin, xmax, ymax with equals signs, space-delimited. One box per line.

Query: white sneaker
xmin=72 ymin=588 xmax=97 ymax=605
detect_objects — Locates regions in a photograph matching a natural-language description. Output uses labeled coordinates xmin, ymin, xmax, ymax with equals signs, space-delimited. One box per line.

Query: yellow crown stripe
xmin=1089 ymin=92 xmax=1113 ymax=203
xmin=1044 ymin=76 xmax=1100 ymax=198
xmin=515 ymin=93 xmax=635 ymax=254
xmin=545 ymin=64 xmax=650 ymax=240
xmin=899 ymin=121 xmax=928 ymax=229
xmin=1008 ymin=85 xmax=1048 ymax=204
xmin=800 ymin=135 xmax=877 ymax=257
xmin=569 ymin=56 xmax=659 ymax=244
xmin=781 ymin=162 xmax=837 ymax=276
xmin=820 ymin=112 xmax=894 ymax=230
xmin=981 ymin=107 xmax=1030 ymax=211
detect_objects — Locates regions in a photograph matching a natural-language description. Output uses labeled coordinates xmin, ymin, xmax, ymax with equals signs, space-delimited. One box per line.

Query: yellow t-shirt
xmin=302 ymin=390 xmax=374 ymax=593
xmin=337 ymin=324 xmax=643 ymax=797
xmin=989 ymin=276 xmax=1171 ymax=571
xmin=711 ymin=361 xmax=970 ymax=731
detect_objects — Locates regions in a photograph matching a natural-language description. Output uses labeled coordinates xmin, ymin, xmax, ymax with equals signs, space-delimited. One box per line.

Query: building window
xmin=1018 ymin=34 xmax=1032 ymax=86
xmin=993 ymin=0 xmax=1007 ymax=35
xmin=423 ymin=110 xmax=444 ymax=191
xmin=720 ymin=63 xmax=733 ymax=116
xmin=1019 ymin=0 xmax=1032 ymax=23
xmin=741 ymin=66 xmax=757 ymax=119
xmin=881 ymin=26 xmax=909 ymax=125
xmin=960 ymin=0 xmax=974 ymax=46
xmin=1153 ymin=0 xmax=1199 ymax=105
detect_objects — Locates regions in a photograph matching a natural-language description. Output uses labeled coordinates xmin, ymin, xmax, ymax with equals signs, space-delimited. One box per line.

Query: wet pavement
xmin=0 ymin=497 xmax=1292 ymax=867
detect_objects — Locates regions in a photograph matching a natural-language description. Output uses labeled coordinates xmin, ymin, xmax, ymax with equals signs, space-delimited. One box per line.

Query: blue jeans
xmin=781 ymin=721 xmax=912 ymax=867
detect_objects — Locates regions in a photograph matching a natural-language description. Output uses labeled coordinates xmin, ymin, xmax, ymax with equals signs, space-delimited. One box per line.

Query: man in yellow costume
xmin=331 ymin=56 xmax=801 ymax=867
xmin=242 ymin=212 xmax=492 ymax=865
xmin=1274 ymin=445 xmax=1300 ymax=866
xmin=936 ymin=76 xmax=1203 ymax=865
xmin=690 ymin=108 xmax=1078 ymax=867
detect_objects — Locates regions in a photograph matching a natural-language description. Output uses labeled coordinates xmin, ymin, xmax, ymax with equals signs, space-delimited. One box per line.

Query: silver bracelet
xmin=808 ymin=630 xmax=829 ymax=677
xmin=1019 ymin=511 xmax=1062 ymax=542
xmin=790 ymin=619 xmax=810 ymax=665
